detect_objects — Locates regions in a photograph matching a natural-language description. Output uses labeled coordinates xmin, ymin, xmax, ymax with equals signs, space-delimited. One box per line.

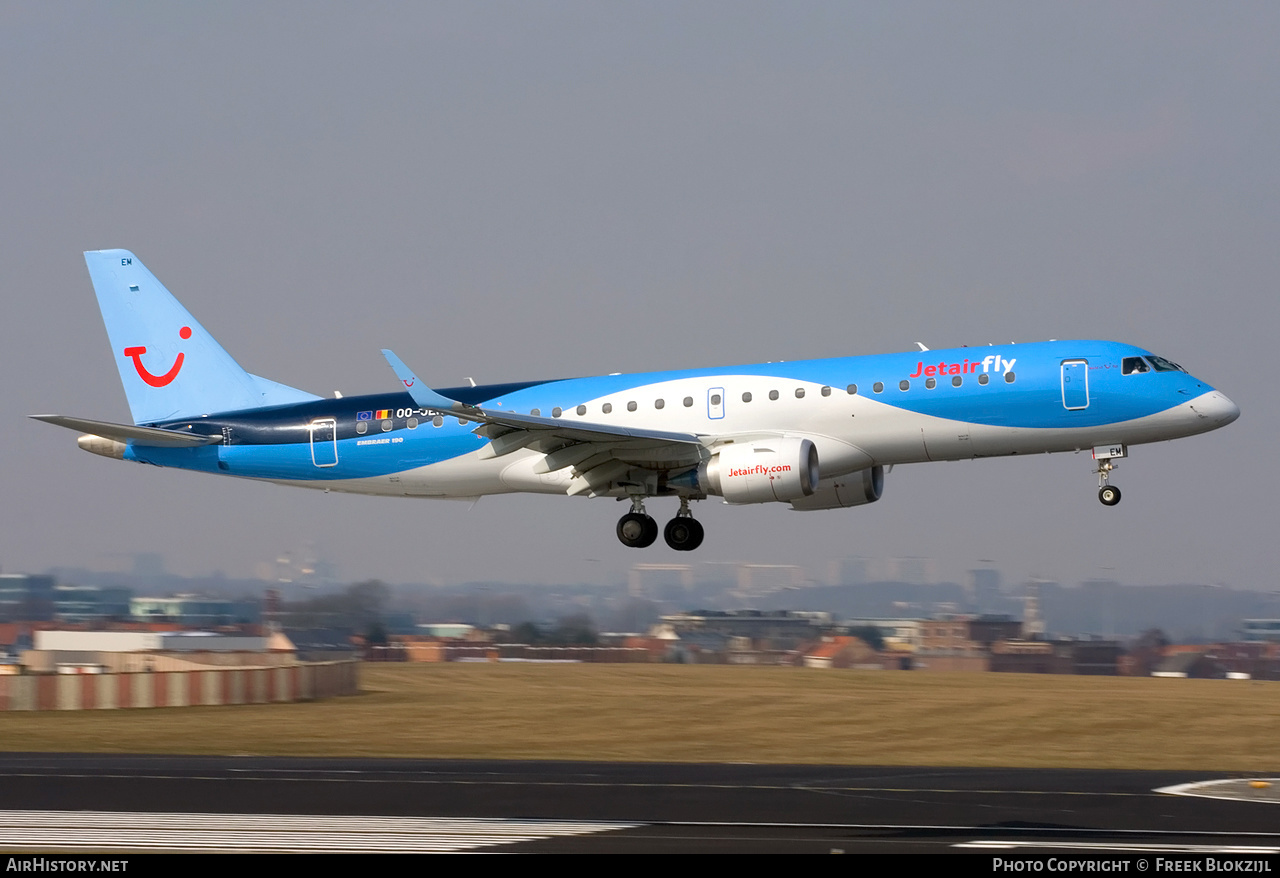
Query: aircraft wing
xmin=30 ymin=414 xmax=222 ymax=447
xmin=382 ymin=350 xmax=707 ymax=494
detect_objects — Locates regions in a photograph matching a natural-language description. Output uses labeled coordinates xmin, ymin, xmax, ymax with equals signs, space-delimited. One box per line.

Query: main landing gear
xmin=616 ymin=497 xmax=704 ymax=551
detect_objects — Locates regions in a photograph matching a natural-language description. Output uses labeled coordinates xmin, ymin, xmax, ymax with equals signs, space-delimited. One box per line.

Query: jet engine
xmin=700 ymin=437 xmax=820 ymax=504
xmin=789 ymin=465 xmax=885 ymax=510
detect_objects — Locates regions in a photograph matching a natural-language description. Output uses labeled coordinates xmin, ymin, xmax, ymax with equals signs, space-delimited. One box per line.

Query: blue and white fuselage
xmin=34 ymin=250 xmax=1240 ymax=551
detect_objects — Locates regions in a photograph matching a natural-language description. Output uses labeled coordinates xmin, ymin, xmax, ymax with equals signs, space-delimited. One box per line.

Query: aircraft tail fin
xmin=84 ymin=250 xmax=320 ymax=424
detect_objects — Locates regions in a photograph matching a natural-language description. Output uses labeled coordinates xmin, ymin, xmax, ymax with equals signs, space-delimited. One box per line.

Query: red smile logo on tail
xmin=124 ymin=326 xmax=191 ymax=387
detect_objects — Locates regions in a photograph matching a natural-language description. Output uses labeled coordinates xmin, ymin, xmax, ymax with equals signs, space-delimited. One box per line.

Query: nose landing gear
xmin=1093 ymin=444 xmax=1125 ymax=506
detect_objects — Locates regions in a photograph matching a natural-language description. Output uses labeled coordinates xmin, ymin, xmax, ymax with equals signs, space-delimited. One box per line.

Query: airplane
xmin=33 ymin=249 xmax=1240 ymax=552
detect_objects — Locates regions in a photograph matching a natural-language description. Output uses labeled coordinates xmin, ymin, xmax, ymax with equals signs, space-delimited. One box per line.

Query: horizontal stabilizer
xmin=30 ymin=414 xmax=221 ymax=447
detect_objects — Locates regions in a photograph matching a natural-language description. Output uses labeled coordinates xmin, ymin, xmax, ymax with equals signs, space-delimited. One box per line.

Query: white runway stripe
xmin=0 ymin=810 xmax=638 ymax=853
xmin=1155 ymin=778 xmax=1280 ymax=804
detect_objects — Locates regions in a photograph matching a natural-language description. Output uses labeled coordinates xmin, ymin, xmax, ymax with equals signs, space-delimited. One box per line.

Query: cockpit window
xmin=1147 ymin=355 xmax=1186 ymax=373
xmin=1122 ymin=356 xmax=1151 ymax=375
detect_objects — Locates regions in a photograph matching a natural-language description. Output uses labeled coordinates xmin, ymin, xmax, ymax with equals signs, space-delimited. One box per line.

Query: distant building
xmin=915 ymin=614 xmax=1021 ymax=672
xmin=24 ymin=629 xmax=295 ymax=673
xmin=919 ymin=614 xmax=1022 ymax=652
xmin=841 ymin=617 xmax=922 ymax=651
xmin=661 ymin=610 xmax=831 ymax=650
xmin=990 ymin=638 xmax=1121 ymax=675
xmin=416 ymin=623 xmax=479 ymax=639
xmin=801 ymin=636 xmax=880 ymax=669
xmin=1240 ymin=620 xmax=1280 ymax=643
xmin=1141 ymin=642 xmax=1280 ymax=680
xmin=0 ymin=575 xmax=55 ymax=622
xmin=966 ymin=568 xmax=1001 ymax=611
xmin=130 ymin=594 xmax=257 ymax=626
xmin=54 ymin=585 xmax=132 ymax=624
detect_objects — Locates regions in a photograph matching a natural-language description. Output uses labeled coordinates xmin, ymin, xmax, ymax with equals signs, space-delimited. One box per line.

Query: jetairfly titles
xmin=909 ymin=355 xmax=1015 ymax=378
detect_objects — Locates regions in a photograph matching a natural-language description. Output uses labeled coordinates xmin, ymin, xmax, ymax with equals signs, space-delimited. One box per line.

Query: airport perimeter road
xmin=0 ymin=755 xmax=1276 ymax=853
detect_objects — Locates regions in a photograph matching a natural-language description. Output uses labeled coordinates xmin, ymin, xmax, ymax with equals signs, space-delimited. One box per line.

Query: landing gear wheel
xmin=663 ymin=516 xmax=705 ymax=552
xmin=1098 ymin=485 xmax=1121 ymax=506
xmin=617 ymin=512 xmax=659 ymax=548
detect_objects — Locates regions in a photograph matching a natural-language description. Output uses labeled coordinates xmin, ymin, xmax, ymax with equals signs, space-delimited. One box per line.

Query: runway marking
xmin=3 ymin=810 xmax=1279 ymax=853
xmin=0 ymin=771 xmax=1155 ymax=797
xmin=1156 ymin=779 xmax=1280 ymax=804
xmin=0 ymin=811 xmax=637 ymax=853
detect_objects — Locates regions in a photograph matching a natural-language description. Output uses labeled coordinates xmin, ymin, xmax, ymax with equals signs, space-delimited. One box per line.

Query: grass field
xmin=1 ymin=663 xmax=1277 ymax=770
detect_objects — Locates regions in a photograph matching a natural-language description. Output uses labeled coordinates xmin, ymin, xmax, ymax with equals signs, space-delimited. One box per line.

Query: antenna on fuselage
xmin=915 ymin=342 xmax=929 ymax=351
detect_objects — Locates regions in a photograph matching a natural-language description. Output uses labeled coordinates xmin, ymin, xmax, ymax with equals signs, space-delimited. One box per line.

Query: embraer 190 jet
xmin=34 ymin=250 xmax=1240 ymax=551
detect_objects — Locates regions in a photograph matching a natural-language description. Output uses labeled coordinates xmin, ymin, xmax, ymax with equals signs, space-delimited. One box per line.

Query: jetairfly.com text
xmin=726 ymin=464 xmax=792 ymax=477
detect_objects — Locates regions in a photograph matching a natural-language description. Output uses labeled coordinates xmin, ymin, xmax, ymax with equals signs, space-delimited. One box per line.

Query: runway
xmin=0 ymin=755 xmax=1276 ymax=853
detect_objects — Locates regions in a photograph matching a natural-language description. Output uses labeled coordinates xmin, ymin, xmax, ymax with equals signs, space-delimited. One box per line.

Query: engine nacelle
xmin=700 ymin=437 xmax=819 ymax=504
xmin=789 ymin=465 xmax=885 ymax=511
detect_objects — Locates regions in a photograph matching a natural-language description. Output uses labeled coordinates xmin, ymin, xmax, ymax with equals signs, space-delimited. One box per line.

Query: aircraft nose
xmin=1198 ymin=391 xmax=1241 ymax=426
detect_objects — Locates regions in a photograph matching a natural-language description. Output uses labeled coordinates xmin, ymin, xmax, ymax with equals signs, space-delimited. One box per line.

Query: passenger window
xmin=381 ymin=419 xmax=392 ymax=432
xmin=847 ymin=384 xmax=858 ymax=395
xmin=925 ymin=377 xmax=936 ymax=389
xmin=356 ymin=421 xmax=367 ymax=434
xmin=432 ymin=416 xmax=444 ymax=427
xmin=821 ymin=386 xmax=831 ymax=396
xmin=530 ymin=408 xmax=540 ymax=417
xmin=873 ymin=382 xmax=884 ymax=393
xmin=977 ymin=374 xmax=988 ymax=386
xmin=1004 ymin=372 xmax=1016 ymax=383
xmin=655 ymin=399 xmax=664 ymax=409
xmin=709 ymin=394 xmax=721 ymax=406
xmin=795 ymin=388 xmax=805 ymax=398
xmin=407 ymin=417 xmax=418 ymax=429
xmin=952 ymin=376 xmax=963 ymax=387
xmin=576 ymin=405 xmax=587 ymax=416
xmin=899 ymin=380 xmax=910 ymax=391
xmin=683 ymin=397 xmax=693 ymax=407
xmin=627 ymin=401 xmax=638 ymax=411
xmin=742 ymin=392 xmax=752 ymax=403
xmin=602 ymin=403 xmax=612 ymax=414
xmin=768 ymin=390 xmax=779 ymax=400
xmin=552 ymin=407 xmax=562 ymax=417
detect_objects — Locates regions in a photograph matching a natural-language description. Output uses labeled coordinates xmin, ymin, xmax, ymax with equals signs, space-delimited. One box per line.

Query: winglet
xmin=381 ymin=350 xmax=464 ymax=412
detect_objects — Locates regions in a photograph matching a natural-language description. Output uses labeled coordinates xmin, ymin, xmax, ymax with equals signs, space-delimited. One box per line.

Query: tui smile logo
xmin=124 ymin=326 xmax=191 ymax=387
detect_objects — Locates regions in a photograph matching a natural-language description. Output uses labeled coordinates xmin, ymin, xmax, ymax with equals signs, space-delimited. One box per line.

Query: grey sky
xmin=1 ymin=2 xmax=1274 ymax=589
